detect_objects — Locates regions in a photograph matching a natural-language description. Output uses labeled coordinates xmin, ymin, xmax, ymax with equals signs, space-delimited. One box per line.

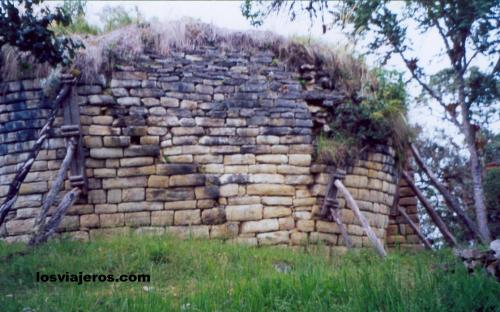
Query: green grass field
xmin=1 ymin=234 xmax=499 ymax=311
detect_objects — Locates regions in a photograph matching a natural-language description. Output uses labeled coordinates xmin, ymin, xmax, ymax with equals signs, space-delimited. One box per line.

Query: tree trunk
xmin=397 ymin=206 xmax=433 ymax=250
xmin=30 ymin=187 xmax=82 ymax=246
xmin=402 ymin=171 xmax=458 ymax=247
xmin=456 ymin=73 xmax=491 ymax=243
xmin=410 ymin=143 xmax=483 ymax=243
xmin=0 ymin=84 xmax=71 ymax=227
xmin=334 ymin=179 xmax=387 ymax=257
xmin=29 ymin=139 xmax=76 ymax=245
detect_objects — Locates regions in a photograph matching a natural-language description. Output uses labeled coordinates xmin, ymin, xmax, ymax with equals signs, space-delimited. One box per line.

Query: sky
xmin=67 ymin=1 xmax=499 ymax=137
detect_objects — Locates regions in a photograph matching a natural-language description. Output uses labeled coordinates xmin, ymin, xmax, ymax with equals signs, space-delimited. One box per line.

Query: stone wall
xmin=0 ymin=46 xmax=421 ymax=251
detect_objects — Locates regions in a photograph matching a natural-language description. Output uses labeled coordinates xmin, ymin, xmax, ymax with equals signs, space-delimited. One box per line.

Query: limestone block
xmin=164 ymin=200 xmax=197 ymax=210
xmin=241 ymin=219 xmax=279 ymax=233
xmin=124 ymin=145 xmax=160 ymax=157
xmin=146 ymin=188 xmax=195 ymax=202
xmin=256 ymin=154 xmax=288 ymax=164
xmin=197 ymin=200 xmax=216 ymax=209
xmin=90 ymin=148 xmax=123 ymax=159
xmin=210 ymin=223 xmax=239 ymax=239
xmin=256 ymin=135 xmax=279 ymax=145
xmin=124 ymin=212 xmax=151 ymax=226
xmin=297 ymin=220 xmax=315 ymax=232
xmin=122 ymin=188 xmax=145 ymax=202
xmin=285 ymin=175 xmax=314 ymax=185
xmin=174 ymin=209 xmax=201 ymax=225
xmin=6 ymin=218 xmax=34 ymax=235
xmin=151 ymin=211 xmax=174 ymax=226
xmin=195 ymin=186 xmax=220 ymax=199
xmin=99 ymin=213 xmax=124 ymax=228
xmin=80 ymin=214 xmax=99 ymax=228
xmin=228 ymin=196 xmax=261 ymax=205
xmin=293 ymin=197 xmax=316 ymax=207
xmin=95 ymin=204 xmax=117 ymax=214
xmin=316 ymin=220 xmax=340 ymax=234
xmin=291 ymin=231 xmax=309 ymax=245
xmin=19 ymin=181 xmax=47 ymax=195
xmin=168 ymin=155 xmax=194 ymax=163
xmin=107 ymin=189 xmax=122 ymax=203
xmin=247 ymin=184 xmax=295 ymax=196
xmin=224 ymin=166 xmax=248 ymax=174
xmin=148 ymin=175 xmax=169 ymax=188
xmin=88 ymin=189 xmax=106 ymax=204
xmin=277 ymin=165 xmax=309 ymax=174
xmin=226 ymin=204 xmax=263 ymax=221
xmin=84 ymin=136 xmax=103 ymax=148
xmin=249 ymin=174 xmax=284 ymax=184
xmin=201 ymin=207 xmax=226 ymax=224
xmin=117 ymin=165 xmax=156 ymax=177
xmin=135 ymin=227 xmax=165 ymax=236
xmin=310 ymin=232 xmax=337 ymax=245
xmin=118 ymin=202 xmax=163 ymax=212
xmin=262 ymin=196 xmax=292 ymax=206
xmin=220 ymin=184 xmax=238 ymax=197
xmin=263 ymin=206 xmax=291 ymax=218
xmin=103 ymin=177 xmax=147 ymax=189
xmin=160 ymin=97 xmax=180 ymax=107
xmin=248 ymin=164 xmax=277 ymax=174
xmin=93 ymin=168 xmax=116 ymax=178
xmin=166 ymin=226 xmax=209 ymax=239
xmin=169 ymin=174 xmax=205 ymax=187
xmin=224 ymin=154 xmax=256 ymax=165
xmin=156 ymin=164 xmax=198 ymax=175
xmin=120 ymin=157 xmax=154 ymax=167
xmin=278 ymin=217 xmax=295 ymax=230
xmin=288 ymin=154 xmax=312 ymax=166
xmin=257 ymin=231 xmax=289 ymax=245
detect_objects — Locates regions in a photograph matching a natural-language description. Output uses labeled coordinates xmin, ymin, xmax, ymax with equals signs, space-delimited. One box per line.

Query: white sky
xmin=74 ymin=1 xmax=499 ymax=137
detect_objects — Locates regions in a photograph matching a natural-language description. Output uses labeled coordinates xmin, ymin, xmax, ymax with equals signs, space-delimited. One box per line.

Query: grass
xmin=1 ymin=234 xmax=499 ymax=312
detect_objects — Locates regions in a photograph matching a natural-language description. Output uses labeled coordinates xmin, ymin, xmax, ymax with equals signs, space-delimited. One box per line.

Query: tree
xmin=0 ymin=0 xmax=82 ymax=66
xmin=243 ymin=0 xmax=499 ymax=243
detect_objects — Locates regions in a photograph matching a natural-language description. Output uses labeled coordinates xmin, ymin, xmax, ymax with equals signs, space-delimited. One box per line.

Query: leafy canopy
xmin=0 ymin=0 xmax=82 ymax=66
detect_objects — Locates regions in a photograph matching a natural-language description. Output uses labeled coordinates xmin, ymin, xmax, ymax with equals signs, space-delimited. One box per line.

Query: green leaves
xmin=0 ymin=0 xmax=82 ymax=66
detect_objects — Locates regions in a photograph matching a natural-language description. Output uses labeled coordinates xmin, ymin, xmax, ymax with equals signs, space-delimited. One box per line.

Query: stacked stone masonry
xmin=0 ymin=46 xmax=420 ymax=251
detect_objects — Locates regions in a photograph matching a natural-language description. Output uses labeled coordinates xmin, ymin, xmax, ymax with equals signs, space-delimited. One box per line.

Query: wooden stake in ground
xmin=30 ymin=187 xmax=82 ymax=246
xmin=410 ymin=143 xmax=483 ymax=243
xmin=0 ymin=84 xmax=71 ymax=227
xmin=334 ymin=179 xmax=387 ymax=258
xmin=397 ymin=206 xmax=433 ymax=250
xmin=29 ymin=138 xmax=76 ymax=246
xmin=402 ymin=170 xmax=458 ymax=247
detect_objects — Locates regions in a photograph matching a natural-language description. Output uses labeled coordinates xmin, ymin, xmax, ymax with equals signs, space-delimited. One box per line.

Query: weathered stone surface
xmin=117 ymin=165 xmax=155 ymax=177
xmin=103 ymin=177 xmax=147 ymax=189
xmin=262 ymin=196 xmax=292 ymax=206
xmin=226 ymin=204 xmax=263 ymax=221
xmin=247 ymin=184 xmax=295 ymax=196
xmin=170 ymin=174 xmax=205 ymax=187
xmin=263 ymin=206 xmax=291 ymax=218
xmin=90 ymin=148 xmax=123 ymax=159
xmin=151 ymin=211 xmax=174 ymax=226
xmin=148 ymin=175 xmax=169 ymax=188
xmin=118 ymin=202 xmax=163 ymax=212
xmin=241 ymin=219 xmax=279 ymax=233
xmin=6 ymin=219 xmax=34 ymax=235
xmin=166 ymin=226 xmax=209 ymax=239
xmin=174 ymin=209 xmax=201 ymax=225
xmin=99 ymin=213 xmax=124 ymax=228
xmin=120 ymin=157 xmax=154 ymax=167
xmin=195 ymin=186 xmax=220 ymax=199
xmin=146 ymin=188 xmax=195 ymax=202
xmin=124 ymin=212 xmax=150 ymax=226
xmin=201 ymin=208 xmax=226 ymax=224
xmin=288 ymin=154 xmax=312 ymax=166
xmin=122 ymin=188 xmax=145 ymax=202
xmin=156 ymin=164 xmax=198 ymax=175
xmin=164 ymin=200 xmax=197 ymax=210
xmin=257 ymin=231 xmax=289 ymax=245
xmin=256 ymin=154 xmax=288 ymax=164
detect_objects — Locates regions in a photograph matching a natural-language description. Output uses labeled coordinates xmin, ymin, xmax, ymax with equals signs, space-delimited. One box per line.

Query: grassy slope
xmin=0 ymin=235 xmax=498 ymax=312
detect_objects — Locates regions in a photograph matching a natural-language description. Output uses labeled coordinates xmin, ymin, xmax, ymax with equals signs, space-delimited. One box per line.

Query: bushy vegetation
xmin=317 ymin=69 xmax=412 ymax=167
xmin=1 ymin=235 xmax=499 ymax=311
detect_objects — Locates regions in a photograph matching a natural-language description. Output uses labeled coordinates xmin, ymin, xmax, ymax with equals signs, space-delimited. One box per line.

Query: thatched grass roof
xmin=1 ymin=19 xmax=373 ymax=98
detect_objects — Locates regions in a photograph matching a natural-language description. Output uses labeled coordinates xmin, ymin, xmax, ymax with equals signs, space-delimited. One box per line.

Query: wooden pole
xmin=397 ymin=206 xmax=433 ymax=250
xmin=402 ymin=170 xmax=458 ymax=247
xmin=410 ymin=143 xmax=483 ymax=243
xmin=334 ymin=179 xmax=387 ymax=258
xmin=330 ymin=207 xmax=353 ymax=249
xmin=30 ymin=187 xmax=82 ymax=246
xmin=29 ymin=138 xmax=76 ymax=245
xmin=0 ymin=84 xmax=71 ymax=227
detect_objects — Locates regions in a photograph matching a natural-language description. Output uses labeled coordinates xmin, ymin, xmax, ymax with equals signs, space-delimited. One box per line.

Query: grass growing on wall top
xmin=1 ymin=234 xmax=499 ymax=311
